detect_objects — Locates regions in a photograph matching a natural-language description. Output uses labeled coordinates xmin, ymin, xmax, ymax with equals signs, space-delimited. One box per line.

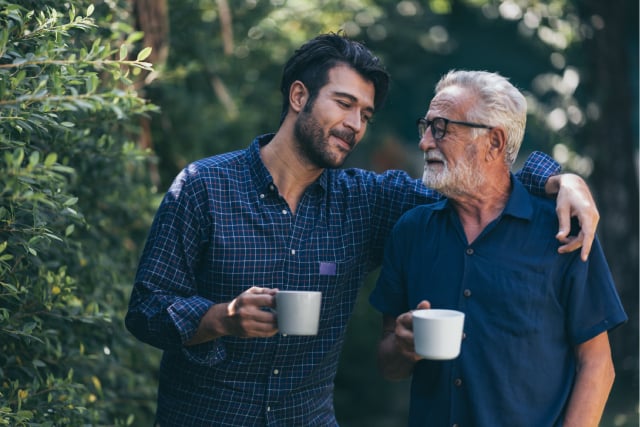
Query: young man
xmin=370 ymin=70 xmax=626 ymax=427
xmin=126 ymin=34 xmax=600 ymax=426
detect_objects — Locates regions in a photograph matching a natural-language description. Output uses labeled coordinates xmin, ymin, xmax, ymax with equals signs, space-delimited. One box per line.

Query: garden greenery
xmin=0 ymin=1 xmax=160 ymax=425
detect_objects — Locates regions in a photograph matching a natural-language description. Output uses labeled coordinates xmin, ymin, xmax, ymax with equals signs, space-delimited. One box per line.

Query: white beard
xmin=422 ymin=150 xmax=485 ymax=196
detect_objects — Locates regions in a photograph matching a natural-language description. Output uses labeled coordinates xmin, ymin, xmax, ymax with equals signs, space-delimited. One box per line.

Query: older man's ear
xmin=486 ymin=127 xmax=507 ymax=162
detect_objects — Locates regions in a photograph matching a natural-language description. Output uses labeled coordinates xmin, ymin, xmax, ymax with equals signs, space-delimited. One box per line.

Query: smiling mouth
xmin=330 ymin=131 xmax=355 ymax=150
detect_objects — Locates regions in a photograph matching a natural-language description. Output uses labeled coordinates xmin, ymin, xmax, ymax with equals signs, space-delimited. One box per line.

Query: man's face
xmin=294 ymin=65 xmax=375 ymax=169
xmin=420 ymin=87 xmax=486 ymax=196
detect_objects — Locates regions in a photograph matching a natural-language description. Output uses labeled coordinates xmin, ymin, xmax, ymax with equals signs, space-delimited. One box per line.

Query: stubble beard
xmin=293 ymin=104 xmax=354 ymax=169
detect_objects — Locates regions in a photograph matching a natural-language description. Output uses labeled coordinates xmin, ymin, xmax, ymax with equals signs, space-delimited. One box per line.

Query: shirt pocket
xmin=480 ymin=268 xmax=548 ymax=337
xmin=284 ymin=256 xmax=359 ymax=332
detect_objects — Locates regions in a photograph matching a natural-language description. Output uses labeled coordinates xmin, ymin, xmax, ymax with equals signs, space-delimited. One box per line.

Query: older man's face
xmin=420 ymin=86 xmax=487 ymax=196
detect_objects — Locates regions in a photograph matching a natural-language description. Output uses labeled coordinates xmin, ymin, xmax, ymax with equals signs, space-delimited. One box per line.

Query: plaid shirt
xmin=125 ymin=134 xmax=559 ymax=426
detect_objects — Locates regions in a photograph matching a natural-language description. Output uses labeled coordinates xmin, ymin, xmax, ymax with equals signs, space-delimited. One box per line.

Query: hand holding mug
xmin=224 ymin=286 xmax=279 ymax=338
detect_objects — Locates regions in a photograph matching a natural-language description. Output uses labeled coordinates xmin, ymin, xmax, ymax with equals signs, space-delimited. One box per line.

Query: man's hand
xmin=224 ymin=287 xmax=279 ymax=337
xmin=545 ymin=173 xmax=600 ymax=261
xmin=392 ymin=300 xmax=432 ymax=360
xmin=377 ymin=301 xmax=431 ymax=380
xmin=186 ymin=287 xmax=278 ymax=345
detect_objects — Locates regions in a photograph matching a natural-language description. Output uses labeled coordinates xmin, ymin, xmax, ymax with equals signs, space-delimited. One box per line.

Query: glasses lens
xmin=432 ymin=118 xmax=447 ymax=140
xmin=417 ymin=119 xmax=427 ymax=138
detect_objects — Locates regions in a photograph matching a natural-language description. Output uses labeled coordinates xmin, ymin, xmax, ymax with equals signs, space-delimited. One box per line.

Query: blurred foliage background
xmin=1 ymin=0 xmax=637 ymax=426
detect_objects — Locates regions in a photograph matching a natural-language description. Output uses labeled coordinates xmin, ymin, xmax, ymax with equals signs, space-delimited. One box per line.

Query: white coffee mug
xmin=275 ymin=291 xmax=322 ymax=336
xmin=412 ymin=309 xmax=465 ymax=360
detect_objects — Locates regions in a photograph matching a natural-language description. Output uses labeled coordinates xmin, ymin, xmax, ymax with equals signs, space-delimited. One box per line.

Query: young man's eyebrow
xmin=332 ymin=91 xmax=375 ymax=113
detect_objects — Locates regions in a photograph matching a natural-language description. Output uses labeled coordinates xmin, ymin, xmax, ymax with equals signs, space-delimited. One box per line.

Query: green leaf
xmin=44 ymin=152 xmax=58 ymax=166
xmin=136 ymin=47 xmax=152 ymax=61
xmin=32 ymin=359 xmax=46 ymax=368
xmin=28 ymin=150 xmax=40 ymax=167
xmin=13 ymin=148 xmax=24 ymax=166
xmin=119 ymin=44 xmax=128 ymax=60
xmin=63 ymin=197 xmax=78 ymax=206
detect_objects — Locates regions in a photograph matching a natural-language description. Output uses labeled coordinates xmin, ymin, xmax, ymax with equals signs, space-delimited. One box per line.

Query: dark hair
xmin=279 ymin=32 xmax=390 ymax=124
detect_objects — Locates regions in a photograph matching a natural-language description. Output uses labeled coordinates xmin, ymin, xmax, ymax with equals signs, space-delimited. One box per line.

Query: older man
xmin=370 ymin=70 xmax=627 ymax=427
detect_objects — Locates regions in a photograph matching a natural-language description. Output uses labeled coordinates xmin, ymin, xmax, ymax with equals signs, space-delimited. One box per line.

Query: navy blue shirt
xmin=370 ymin=176 xmax=627 ymax=427
xmin=126 ymin=134 xmax=560 ymax=426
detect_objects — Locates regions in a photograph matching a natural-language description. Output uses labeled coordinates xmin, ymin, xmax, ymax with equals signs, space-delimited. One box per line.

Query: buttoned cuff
xmin=517 ymin=151 xmax=561 ymax=196
xmin=168 ymin=295 xmax=227 ymax=366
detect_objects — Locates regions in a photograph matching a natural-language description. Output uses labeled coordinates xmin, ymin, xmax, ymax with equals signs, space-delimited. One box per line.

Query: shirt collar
xmin=502 ymin=174 xmax=534 ymax=221
xmin=247 ymin=133 xmax=328 ymax=195
xmin=432 ymin=173 xmax=534 ymax=221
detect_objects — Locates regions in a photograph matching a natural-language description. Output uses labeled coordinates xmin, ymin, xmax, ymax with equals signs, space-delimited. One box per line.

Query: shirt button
xmin=454 ymin=378 xmax=463 ymax=387
xmin=282 ymin=209 xmax=288 ymax=214
xmin=259 ymin=193 xmax=265 ymax=199
xmin=269 ymin=185 xmax=275 ymax=191
xmin=266 ymin=406 xmax=271 ymax=412
xmin=273 ymin=369 xmax=279 ymax=375
xmin=463 ymin=289 xmax=472 ymax=297
xmin=465 ymin=248 xmax=474 ymax=255
xmin=291 ymin=249 xmax=296 ymax=255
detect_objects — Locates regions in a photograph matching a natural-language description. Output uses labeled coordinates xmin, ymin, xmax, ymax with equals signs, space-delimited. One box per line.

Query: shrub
xmin=0 ymin=2 xmax=160 ymax=425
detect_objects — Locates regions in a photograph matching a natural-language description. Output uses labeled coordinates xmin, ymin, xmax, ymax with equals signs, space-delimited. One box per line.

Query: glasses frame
xmin=417 ymin=117 xmax=493 ymax=141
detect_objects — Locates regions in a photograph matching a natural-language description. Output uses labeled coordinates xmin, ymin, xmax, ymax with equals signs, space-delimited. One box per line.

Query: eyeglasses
xmin=417 ymin=117 xmax=493 ymax=141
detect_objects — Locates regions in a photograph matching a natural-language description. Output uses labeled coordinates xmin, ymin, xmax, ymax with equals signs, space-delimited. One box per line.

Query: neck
xmin=450 ymin=174 xmax=511 ymax=244
xmin=260 ymin=128 xmax=323 ymax=214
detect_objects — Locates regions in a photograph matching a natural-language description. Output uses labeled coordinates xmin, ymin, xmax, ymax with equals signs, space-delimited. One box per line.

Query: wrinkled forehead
xmin=428 ymin=85 xmax=474 ymax=118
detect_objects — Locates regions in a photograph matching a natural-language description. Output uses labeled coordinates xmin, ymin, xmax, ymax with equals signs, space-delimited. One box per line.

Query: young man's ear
xmin=289 ymin=80 xmax=309 ymax=113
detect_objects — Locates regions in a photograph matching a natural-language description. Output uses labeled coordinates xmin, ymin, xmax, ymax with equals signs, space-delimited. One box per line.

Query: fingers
xmin=555 ymin=204 xmax=571 ymax=243
xmin=557 ymin=234 xmax=581 ymax=255
xmin=574 ymin=207 xmax=598 ymax=262
xmin=226 ymin=287 xmax=278 ymax=337
xmin=395 ymin=301 xmax=430 ymax=348
xmin=394 ymin=312 xmax=419 ymax=358
xmin=557 ymin=230 xmax=594 ymax=262
xmin=556 ymin=199 xmax=598 ymax=262
xmin=416 ymin=300 xmax=431 ymax=310
xmin=554 ymin=173 xmax=600 ymax=261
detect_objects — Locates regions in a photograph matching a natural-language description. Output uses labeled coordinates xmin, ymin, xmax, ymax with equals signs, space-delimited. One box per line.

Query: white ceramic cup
xmin=412 ymin=309 xmax=465 ymax=360
xmin=275 ymin=291 xmax=322 ymax=336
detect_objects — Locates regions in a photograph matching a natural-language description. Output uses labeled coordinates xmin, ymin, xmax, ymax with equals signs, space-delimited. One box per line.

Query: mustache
xmin=424 ymin=150 xmax=445 ymax=162
xmin=329 ymin=129 xmax=356 ymax=147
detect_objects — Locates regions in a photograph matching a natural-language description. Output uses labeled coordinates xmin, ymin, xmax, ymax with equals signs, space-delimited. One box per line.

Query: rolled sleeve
xmin=168 ymin=295 xmax=228 ymax=365
xmin=516 ymin=151 xmax=561 ymax=196
xmin=168 ymin=295 xmax=215 ymax=342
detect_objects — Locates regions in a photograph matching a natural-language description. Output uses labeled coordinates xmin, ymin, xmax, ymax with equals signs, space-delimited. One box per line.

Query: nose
xmin=418 ymin=130 xmax=436 ymax=152
xmin=344 ymin=110 xmax=363 ymax=133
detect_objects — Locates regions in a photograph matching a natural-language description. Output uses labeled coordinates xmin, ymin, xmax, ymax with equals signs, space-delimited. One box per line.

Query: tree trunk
xmin=132 ymin=0 xmax=170 ymax=188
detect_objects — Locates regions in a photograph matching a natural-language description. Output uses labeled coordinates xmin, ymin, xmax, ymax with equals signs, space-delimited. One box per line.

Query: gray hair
xmin=435 ymin=70 xmax=527 ymax=166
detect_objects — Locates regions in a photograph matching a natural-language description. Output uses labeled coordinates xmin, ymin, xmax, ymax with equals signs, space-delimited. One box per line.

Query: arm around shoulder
xmin=546 ymin=173 xmax=600 ymax=261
